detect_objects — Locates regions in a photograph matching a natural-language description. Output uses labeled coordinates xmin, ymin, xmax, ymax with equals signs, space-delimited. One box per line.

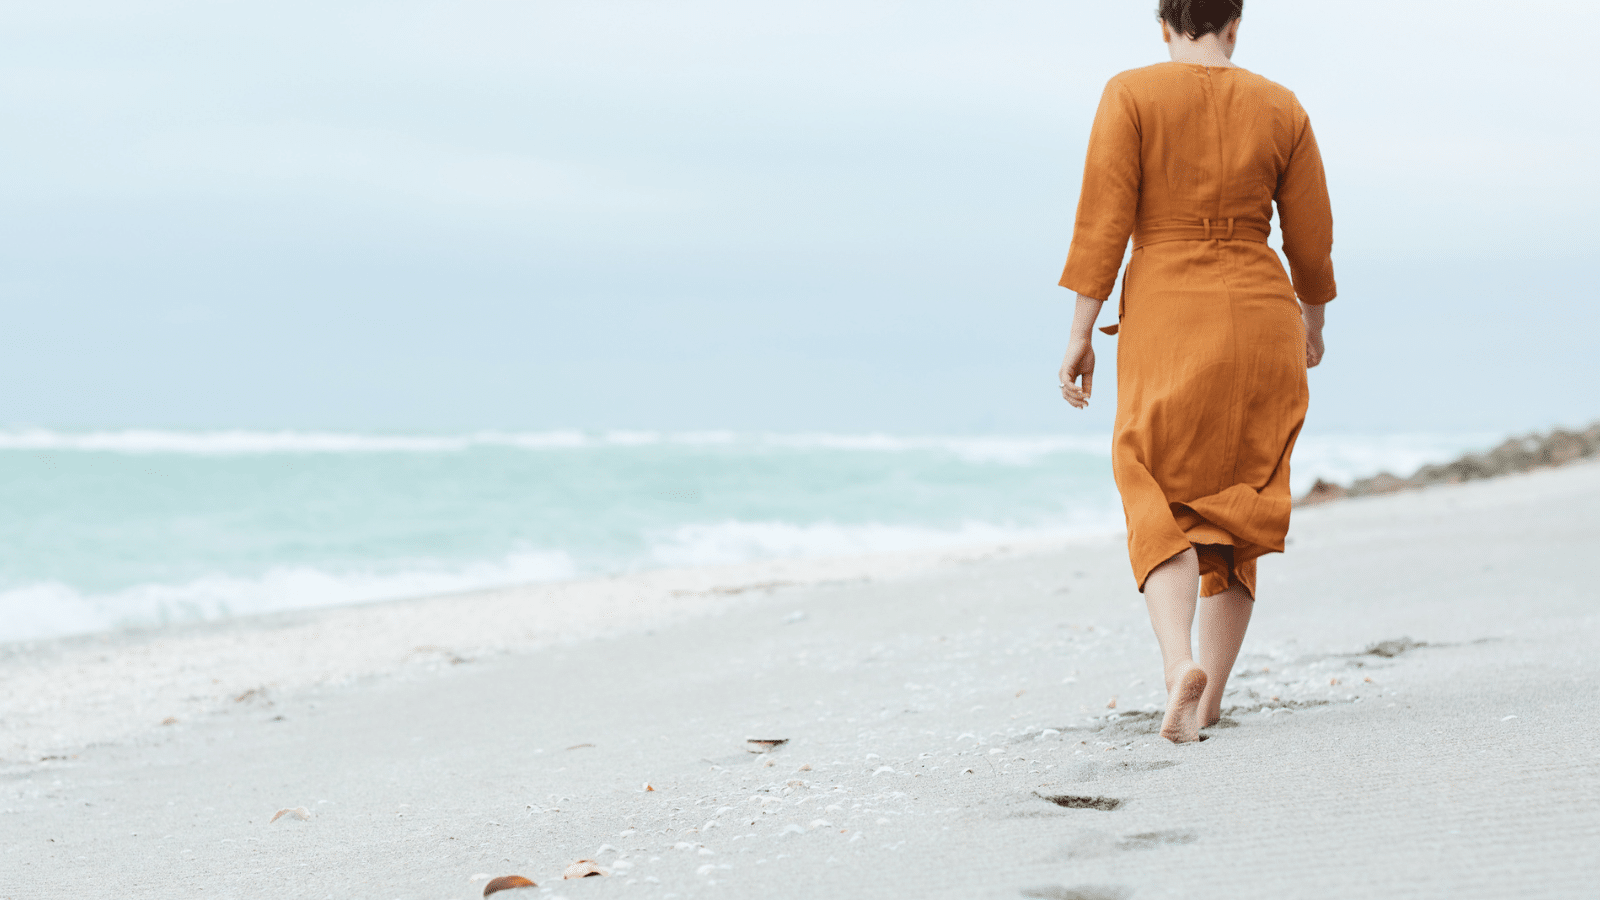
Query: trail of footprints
xmin=1014 ymin=636 xmax=1436 ymax=899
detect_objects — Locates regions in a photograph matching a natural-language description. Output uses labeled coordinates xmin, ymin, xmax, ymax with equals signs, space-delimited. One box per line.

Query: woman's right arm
xmin=1278 ymin=100 xmax=1336 ymax=367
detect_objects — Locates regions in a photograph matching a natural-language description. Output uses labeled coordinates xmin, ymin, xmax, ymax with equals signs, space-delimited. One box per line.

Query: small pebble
xmin=483 ymin=875 xmax=536 ymax=896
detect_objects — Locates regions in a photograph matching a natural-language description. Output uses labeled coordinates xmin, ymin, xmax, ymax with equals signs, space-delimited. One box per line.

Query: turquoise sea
xmin=0 ymin=429 xmax=1495 ymax=642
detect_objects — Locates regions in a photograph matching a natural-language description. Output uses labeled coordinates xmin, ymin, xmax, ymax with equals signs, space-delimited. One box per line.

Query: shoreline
xmin=6 ymin=423 xmax=1595 ymax=769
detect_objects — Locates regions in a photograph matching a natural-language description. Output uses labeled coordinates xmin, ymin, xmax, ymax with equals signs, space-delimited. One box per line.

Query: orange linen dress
xmin=1059 ymin=62 xmax=1336 ymax=599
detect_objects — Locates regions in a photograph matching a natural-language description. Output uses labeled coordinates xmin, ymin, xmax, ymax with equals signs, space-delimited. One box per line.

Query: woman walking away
xmin=1056 ymin=0 xmax=1335 ymax=744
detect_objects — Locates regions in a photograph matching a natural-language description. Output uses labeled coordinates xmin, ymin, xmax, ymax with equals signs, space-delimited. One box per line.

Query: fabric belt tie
xmin=1132 ymin=217 xmax=1270 ymax=249
xmin=1100 ymin=217 xmax=1273 ymax=337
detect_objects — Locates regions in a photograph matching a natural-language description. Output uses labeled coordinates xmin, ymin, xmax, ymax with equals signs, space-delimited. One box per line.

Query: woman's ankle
xmin=1164 ymin=659 xmax=1199 ymax=690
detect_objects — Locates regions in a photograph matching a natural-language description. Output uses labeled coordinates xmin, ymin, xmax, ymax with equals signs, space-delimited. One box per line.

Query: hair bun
xmin=1158 ymin=0 xmax=1244 ymax=39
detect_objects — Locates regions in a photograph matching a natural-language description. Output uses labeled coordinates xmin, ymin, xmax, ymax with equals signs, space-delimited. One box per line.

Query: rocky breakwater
xmin=1298 ymin=421 xmax=1600 ymax=506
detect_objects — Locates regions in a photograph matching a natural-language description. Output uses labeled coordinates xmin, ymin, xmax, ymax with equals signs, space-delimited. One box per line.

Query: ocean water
xmin=0 ymin=428 xmax=1495 ymax=642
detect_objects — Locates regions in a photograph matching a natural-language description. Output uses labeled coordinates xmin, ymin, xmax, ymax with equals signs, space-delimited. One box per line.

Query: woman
xmin=1056 ymin=0 xmax=1335 ymax=744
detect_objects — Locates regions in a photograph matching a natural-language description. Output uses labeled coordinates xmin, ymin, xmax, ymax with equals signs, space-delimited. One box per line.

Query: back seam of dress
xmin=1205 ymin=69 xmax=1227 ymax=229
xmin=1205 ymin=70 xmax=1246 ymax=494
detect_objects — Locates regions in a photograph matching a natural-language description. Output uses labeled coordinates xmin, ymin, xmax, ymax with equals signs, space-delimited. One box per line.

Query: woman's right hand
xmin=1305 ymin=326 xmax=1325 ymax=368
xmin=1302 ymin=301 xmax=1326 ymax=368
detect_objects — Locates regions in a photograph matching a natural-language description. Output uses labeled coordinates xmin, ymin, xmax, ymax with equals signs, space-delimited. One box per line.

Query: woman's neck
xmin=1169 ymin=52 xmax=1236 ymax=68
xmin=1165 ymin=28 xmax=1238 ymax=68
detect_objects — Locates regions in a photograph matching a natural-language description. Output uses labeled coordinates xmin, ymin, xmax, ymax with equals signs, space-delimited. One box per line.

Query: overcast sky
xmin=1 ymin=0 xmax=1595 ymax=434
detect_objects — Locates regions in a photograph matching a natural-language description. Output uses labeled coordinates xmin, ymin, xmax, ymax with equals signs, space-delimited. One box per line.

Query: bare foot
xmin=1160 ymin=663 xmax=1208 ymax=744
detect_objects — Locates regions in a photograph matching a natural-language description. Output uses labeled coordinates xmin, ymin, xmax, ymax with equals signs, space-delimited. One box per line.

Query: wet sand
xmin=3 ymin=461 xmax=1598 ymax=899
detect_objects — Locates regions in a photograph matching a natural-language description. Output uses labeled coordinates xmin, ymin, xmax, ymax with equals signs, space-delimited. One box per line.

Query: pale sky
xmin=1 ymin=0 xmax=1595 ymax=434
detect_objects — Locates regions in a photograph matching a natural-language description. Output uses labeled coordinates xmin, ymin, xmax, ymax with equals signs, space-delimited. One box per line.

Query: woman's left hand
xmin=1059 ymin=337 xmax=1095 ymax=409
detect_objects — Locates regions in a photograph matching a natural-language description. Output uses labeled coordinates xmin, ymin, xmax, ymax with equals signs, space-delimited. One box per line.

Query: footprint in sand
xmin=1035 ymin=794 xmax=1123 ymax=811
xmin=1364 ymin=637 xmax=1427 ymax=658
xmin=1116 ymin=829 xmax=1197 ymax=850
xmin=1067 ymin=758 xmax=1177 ymax=784
xmin=1021 ymin=885 xmax=1132 ymax=900
xmin=1056 ymin=828 xmax=1198 ymax=860
xmin=1123 ymin=759 xmax=1179 ymax=772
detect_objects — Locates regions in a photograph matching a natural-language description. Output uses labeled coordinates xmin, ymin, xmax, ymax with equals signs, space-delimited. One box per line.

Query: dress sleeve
xmin=1058 ymin=78 xmax=1141 ymax=300
xmin=1276 ymin=103 xmax=1337 ymax=305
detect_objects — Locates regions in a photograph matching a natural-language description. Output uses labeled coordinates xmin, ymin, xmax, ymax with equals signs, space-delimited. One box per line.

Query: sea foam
xmin=0 ymin=551 xmax=577 ymax=643
xmin=645 ymin=515 xmax=1124 ymax=569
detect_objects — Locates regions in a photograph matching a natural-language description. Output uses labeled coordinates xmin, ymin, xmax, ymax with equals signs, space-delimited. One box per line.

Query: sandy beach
xmin=4 ymin=460 xmax=1598 ymax=899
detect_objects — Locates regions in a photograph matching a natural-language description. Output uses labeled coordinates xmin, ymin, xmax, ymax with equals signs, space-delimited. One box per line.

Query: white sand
xmin=3 ymin=461 xmax=1599 ymax=899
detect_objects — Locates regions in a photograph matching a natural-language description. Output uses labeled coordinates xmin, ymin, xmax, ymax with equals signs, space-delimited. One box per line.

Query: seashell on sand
xmin=483 ymin=875 xmax=537 ymax=896
xmin=745 ymin=738 xmax=788 ymax=753
xmin=1106 ymin=698 xmax=1117 ymax=709
xmin=563 ymin=860 xmax=608 ymax=879
xmin=269 ymin=807 xmax=311 ymax=823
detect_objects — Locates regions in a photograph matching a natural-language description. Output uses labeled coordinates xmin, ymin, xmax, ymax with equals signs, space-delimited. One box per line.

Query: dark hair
xmin=1157 ymin=0 xmax=1243 ymax=39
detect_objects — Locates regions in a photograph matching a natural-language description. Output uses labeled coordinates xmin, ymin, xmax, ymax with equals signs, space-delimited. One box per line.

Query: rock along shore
xmin=1297 ymin=419 xmax=1600 ymax=506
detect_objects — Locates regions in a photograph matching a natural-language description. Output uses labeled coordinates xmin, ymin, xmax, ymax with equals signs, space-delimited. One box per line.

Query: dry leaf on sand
xmin=563 ymin=860 xmax=608 ymax=879
xmin=745 ymin=738 xmax=788 ymax=753
xmin=483 ymin=875 xmax=537 ymax=896
xmin=269 ymin=807 xmax=311 ymax=823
